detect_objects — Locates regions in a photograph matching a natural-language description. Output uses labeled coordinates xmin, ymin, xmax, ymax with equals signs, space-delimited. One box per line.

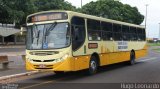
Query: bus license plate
xmin=39 ymin=64 xmax=46 ymax=68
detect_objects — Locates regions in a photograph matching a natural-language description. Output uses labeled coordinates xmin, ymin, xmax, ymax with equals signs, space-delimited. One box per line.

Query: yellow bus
xmin=25 ymin=10 xmax=147 ymax=75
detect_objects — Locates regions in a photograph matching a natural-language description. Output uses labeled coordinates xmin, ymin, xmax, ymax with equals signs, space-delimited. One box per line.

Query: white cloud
xmin=65 ymin=0 xmax=160 ymax=38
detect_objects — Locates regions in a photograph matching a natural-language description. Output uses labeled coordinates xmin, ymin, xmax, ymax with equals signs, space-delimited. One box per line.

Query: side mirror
xmin=20 ymin=24 xmax=27 ymax=35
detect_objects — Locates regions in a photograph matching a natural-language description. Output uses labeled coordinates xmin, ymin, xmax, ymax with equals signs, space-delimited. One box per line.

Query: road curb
xmin=0 ymin=71 xmax=39 ymax=81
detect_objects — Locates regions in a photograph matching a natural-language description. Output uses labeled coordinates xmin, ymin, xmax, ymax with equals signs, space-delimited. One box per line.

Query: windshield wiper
xmin=44 ymin=22 xmax=57 ymax=43
xmin=33 ymin=24 xmax=40 ymax=45
xmin=36 ymin=30 xmax=40 ymax=45
xmin=45 ymin=22 xmax=57 ymax=36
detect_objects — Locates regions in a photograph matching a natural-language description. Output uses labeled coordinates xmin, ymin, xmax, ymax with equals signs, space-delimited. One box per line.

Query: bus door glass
xmin=71 ymin=17 xmax=85 ymax=56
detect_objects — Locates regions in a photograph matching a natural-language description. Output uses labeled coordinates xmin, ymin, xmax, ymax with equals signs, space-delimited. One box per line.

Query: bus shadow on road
xmin=98 ymin=61 xmax=143 ymax=73
xmin=29 ymin=61 xmax=144 ymax=82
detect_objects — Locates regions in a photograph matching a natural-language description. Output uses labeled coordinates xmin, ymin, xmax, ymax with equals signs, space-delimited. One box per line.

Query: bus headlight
xmin=62 ymin=54 xmax=69 ymax=60
xmin=27 ymin=58 xmax=33 ymax=62
xmin=56 ymin=54 xmax=69 ymax=62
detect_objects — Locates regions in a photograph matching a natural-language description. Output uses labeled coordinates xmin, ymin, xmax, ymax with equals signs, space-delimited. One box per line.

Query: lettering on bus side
xmin=88 ymin=43 xmax=98 ymax=49
xmin=117 ymin=41 xmax=128 ymax=51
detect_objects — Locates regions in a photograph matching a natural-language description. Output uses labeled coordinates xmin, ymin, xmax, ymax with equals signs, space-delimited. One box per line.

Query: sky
xmin=65 ymin=0 xmax=160 ymax=38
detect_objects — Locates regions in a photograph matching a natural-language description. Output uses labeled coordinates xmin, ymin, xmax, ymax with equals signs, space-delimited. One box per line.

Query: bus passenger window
xmin=101 ymin=22 xmax=113 ymax=41
xmin=137 ymin=28 xmax=146 ymax=41
xmin=130 ymin=27 xmax=138 ymax=41
xmin=113 ymin=24 xmax=122 ymax=41
xmin=122 ymin=25 xmax=130 ymax=41
xmin=87 ymin=19 xmax=101 ymax=41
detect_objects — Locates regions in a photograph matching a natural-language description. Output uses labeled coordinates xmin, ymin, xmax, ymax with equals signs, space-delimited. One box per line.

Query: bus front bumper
xmin=26 ymin=57 xmax=75 ymax=72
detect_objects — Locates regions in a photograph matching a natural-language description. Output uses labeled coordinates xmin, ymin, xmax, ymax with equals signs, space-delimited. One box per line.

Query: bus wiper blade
xmin=45 ymin=22 xmax=57 ymax=36
xmin=36 ymin=30 xmax=40 ymax=45
xmin=43 ymin=22 xmax=57 ymax=46
xmin=33 ymin=24 xmax=40 ymax=45
xmin=33 ymin=24 xmax=39 ymax=38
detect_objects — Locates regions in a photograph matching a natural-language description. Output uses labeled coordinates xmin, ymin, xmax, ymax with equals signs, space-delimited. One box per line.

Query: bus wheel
xmin=87 ymin=56 xmax=98 ymax=75
xmin=54 ymin=71 xmax=64 ymax=75
xmin=129 ymin=51 xmax=135 ymax=65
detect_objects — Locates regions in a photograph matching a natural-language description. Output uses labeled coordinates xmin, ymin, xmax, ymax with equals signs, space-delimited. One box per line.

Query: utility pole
xmin=159 ymin=23 xmax=160 ymax=41
xmin=145 ymin=4 xmax=149 ymax=37
xmin=81 ymin=0 xmax=82 ymax=8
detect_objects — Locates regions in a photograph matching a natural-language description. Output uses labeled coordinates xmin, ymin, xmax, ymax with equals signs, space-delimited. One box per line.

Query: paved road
xmin=0 ymin=48 xmax=25 ymax=53
xmin=3 ymin=47 xmax=160 ymax=89
xmin=0 ymin=47 xmax=25 ymax=56
xmin=0 ymin=47 xmax=26 ymax=77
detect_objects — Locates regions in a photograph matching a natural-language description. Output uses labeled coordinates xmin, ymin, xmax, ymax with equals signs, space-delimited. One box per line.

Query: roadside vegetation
xmin=148 ymin=42 xmax=160 ymax=53
xmin=153 ymin=48 xmax=160 ymax=52
xmin=148 ymin=43 xmax=160 ymax=46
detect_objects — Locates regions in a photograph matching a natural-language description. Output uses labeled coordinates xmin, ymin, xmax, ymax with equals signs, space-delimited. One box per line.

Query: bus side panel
xmin=99 ymin=53 xmax=108 ymax=66
xmin=99 ymin=49 xmax=147 ymax=67
xmin=53 ymin=57 xmax=74 ymax=71
xmin=100 ymin=49 xmax=147 ymax=67
xmin=74 ymin=55 xmax=90 ymax=71
xmin=100 ymin=52 xmax=130 ymax=66
xmin=135 ymin=43 xmax=148 ymax=59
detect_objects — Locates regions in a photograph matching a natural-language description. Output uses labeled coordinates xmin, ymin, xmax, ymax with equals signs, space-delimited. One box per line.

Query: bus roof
xmin=27 ymin=10 xmax=145 ymax=29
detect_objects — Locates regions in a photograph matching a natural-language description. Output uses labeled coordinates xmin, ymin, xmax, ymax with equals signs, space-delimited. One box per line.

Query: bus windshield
xmin=26 ymin=22 xmax=70 ymax=50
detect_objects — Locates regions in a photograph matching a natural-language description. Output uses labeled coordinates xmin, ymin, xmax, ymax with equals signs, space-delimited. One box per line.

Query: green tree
xmin=0 ymin=0 xmax=11 ymax=24
xmin=0 ymin=0 xmax=76 ymax=28
xmin=80 ymin=0 xmax=144 ymax=25
xmin=34 ymin=0 xmax=76 ymax=11
xmin=0 ymin=0 xmax=37 ymax=28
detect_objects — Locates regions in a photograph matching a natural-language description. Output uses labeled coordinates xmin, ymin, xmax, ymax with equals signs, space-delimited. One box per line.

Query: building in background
xmin=147 ymin=37 xmax=159 ymax=43
xmin=0 ymin=23 xmax=26 ymax=45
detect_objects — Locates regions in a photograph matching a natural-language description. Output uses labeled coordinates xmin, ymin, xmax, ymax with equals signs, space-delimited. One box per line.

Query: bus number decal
xmin=88 ymin=43 xmax=98 ymax=49
xmin=117 ymin=41 xmax=128 ymax=51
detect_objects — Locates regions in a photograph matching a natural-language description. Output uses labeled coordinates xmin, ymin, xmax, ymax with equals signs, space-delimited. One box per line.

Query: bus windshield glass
xmin=26 ymin=22 xmax=70 ymax=50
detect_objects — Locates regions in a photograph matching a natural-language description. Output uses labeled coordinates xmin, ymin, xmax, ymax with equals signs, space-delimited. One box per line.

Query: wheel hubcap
xmin=91 ymin=61 xmax=96 ymax=70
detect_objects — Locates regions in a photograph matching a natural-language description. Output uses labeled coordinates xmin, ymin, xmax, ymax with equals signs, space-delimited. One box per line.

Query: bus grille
xmin=29 ymin=51 xmax=59 ymax=56
xmin=33 ymin=59 xmax=55 ymax=62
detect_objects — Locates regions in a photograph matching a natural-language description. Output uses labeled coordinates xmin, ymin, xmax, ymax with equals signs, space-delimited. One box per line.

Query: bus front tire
xmin=87 ymin=56 xmax=98 ymax=75
xmin=54 ymin=71 xmax=64 ymax=75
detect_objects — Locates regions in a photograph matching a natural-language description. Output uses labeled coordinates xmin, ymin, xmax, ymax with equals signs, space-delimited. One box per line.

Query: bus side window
xmin=122 ymin=25 xmax=130 ymax=41
xmin=113 ymin=24 xmax=122 ymax=41
xmin=101 ymin=22 xmax=113 ymax=41
xmin=137 ymin=28 xmax=146 ymax=41
xmin=71 ymin=17 xmax=85 ymax=51
xmin=87 ymin=19 xmax=101 ymax=41
xmin=130 ymin=27 xmax=137 ymax=41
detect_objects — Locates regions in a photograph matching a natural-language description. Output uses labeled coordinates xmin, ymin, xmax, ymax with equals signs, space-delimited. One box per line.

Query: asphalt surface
xmin=0 ymin=47 xmax=25 ymax=53
xmin=0 ymin=47 xmax=25 ymax=55
xmin=1 ymin=47 xmax=160 ymax=89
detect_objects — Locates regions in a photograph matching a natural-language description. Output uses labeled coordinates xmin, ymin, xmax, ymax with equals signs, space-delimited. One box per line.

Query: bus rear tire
xmin=129 ymin=51 xmax=136 ymax=65
xmin=87 ymin=56 xmax=98 ymax=75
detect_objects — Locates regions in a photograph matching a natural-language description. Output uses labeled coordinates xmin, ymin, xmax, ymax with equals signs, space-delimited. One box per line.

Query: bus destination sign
xmin=27 ymin=12 xmax=68 ymax=23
